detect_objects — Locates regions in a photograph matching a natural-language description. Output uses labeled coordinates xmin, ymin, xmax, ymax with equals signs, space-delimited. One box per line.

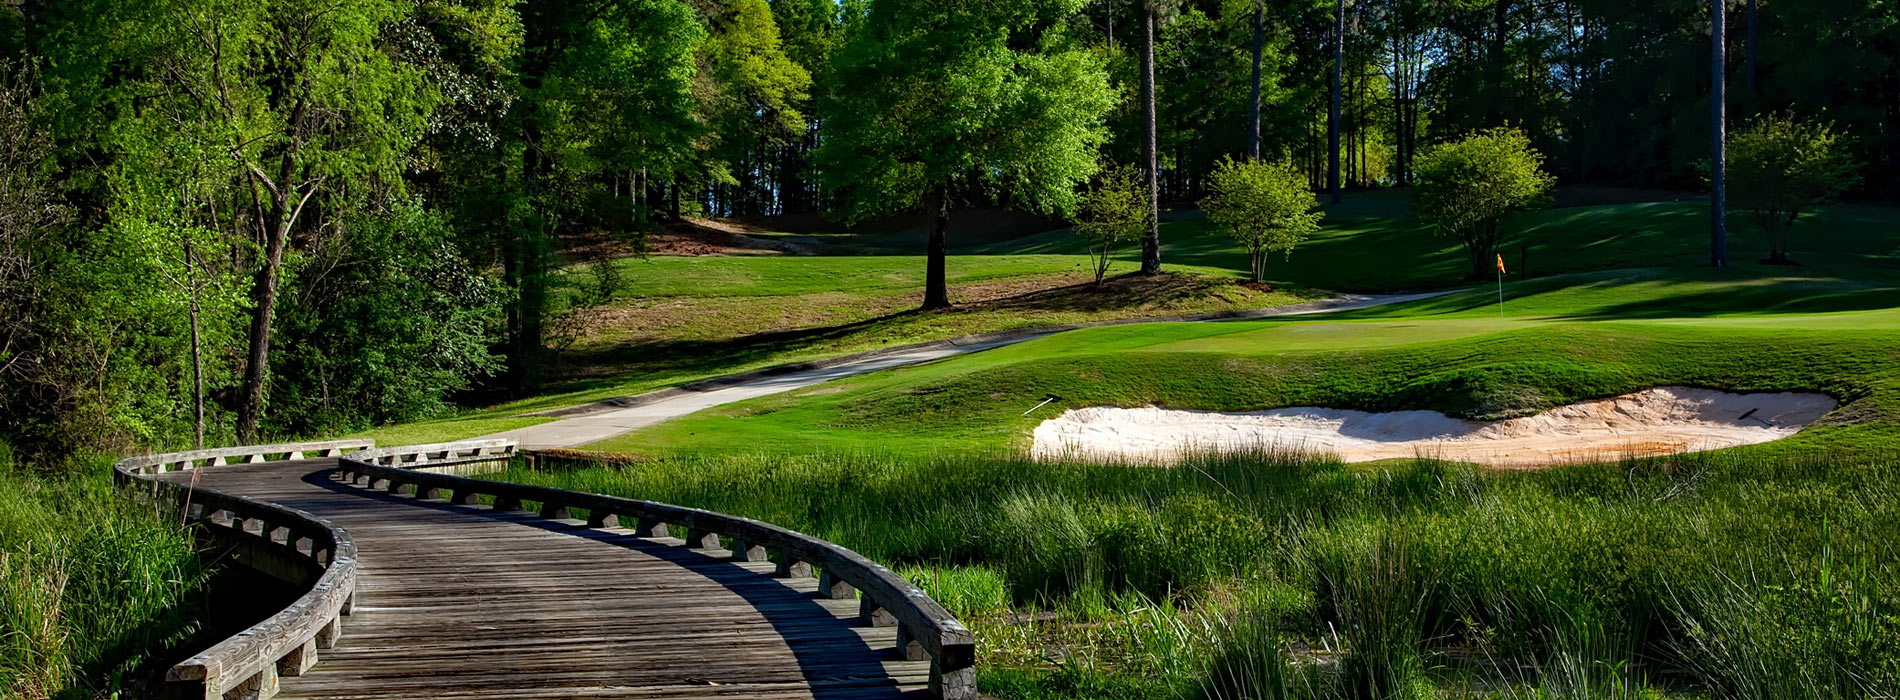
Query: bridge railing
xmin=114 ymin=441 xmax=368 ymax=700
xmin=335 ymin=450 xmax=978 ymax=700
xmin=118 ymin=439 xmax=373 ymax=475
xmin=346 ymin=438 xmax=518 ymax=473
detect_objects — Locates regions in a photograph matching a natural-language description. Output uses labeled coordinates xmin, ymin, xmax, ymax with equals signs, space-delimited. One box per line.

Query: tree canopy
xmin=1728 ymin=115 xmax=1860 ymax=264
xmin=1411 ymin=128 xmax=1554 ymax=278
xmin=815 ymin=0 xmax=1114 ymax=308
xmin=1200 ymin=156 xmax=1322 ymax=283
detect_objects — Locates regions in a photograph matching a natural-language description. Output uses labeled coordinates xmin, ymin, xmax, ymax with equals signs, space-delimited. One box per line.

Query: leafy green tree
xmin=1410 ymin=128 xmax=1553 ymax=279
xmin=1073 ymin=165 xmax=1149 ymax=286
xmin=38 ymin=0 xmax=440 ymax=440
xmin=695 ymin=0 xmax=813 ymax=216
xmin=505 ymin=0 xmax=703 ymax=388
xmin=1727 ymin=115 xmax=1860 ymax=264
xmin=272 ymin=202 xmax=501 ymax=433
xmin=816 ymin=0 xmax=1114 ymax=310
xmin=1200 ymin=157 xmax=1321 ymax=283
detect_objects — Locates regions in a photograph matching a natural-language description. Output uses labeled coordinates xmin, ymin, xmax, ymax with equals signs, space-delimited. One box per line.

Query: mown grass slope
xmin=361 ymin=198 xmax=1900 ymax=447
xmin=582 ymin=301 xmax=1900 ymax=458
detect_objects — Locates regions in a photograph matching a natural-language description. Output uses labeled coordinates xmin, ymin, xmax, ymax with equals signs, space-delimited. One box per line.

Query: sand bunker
xmin=1030 ymin=387 xmax=1836 ymax=467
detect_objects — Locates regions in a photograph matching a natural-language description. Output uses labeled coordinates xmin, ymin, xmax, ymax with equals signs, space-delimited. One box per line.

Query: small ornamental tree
xmin=1411 ymin=128 xmax=1554 ymax=279
xmin=1728 ymin=115 xmax=1860 ymax=264
xmin=1200 ymin=157 xmax=1322 ymax=283
xmin=1073 ymin=165 xmax=1149 ymax=286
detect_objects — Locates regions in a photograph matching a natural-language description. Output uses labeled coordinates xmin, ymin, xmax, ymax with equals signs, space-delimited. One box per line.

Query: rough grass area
xmin=487 ymin=448 xmax=1900 ymax=699
xmin=0 ymin=453 xmax=205 ymax=699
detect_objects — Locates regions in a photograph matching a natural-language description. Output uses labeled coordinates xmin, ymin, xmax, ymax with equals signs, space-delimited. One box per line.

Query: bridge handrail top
xmin=113 ymin=448 xmax=358 ymax=696
xmin=350 ymin=438 xmax=516 ymax=458
xmin=117 ymin=439 xmax=376 ymax=470
xmin=336 ymin=456 xmax=975 ymax=658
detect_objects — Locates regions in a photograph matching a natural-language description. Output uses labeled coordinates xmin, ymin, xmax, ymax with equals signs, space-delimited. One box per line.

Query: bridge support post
xmin=316 ymin=615 xmax=343 ymax=649
xmin=894 ymin=626 xmax=928 ymax=661
xmin=732 ymin=539 xmax=768 ymax=562
xmin=775 ymin=555 xmax=811 ymax=579
xmin=818 ymin=570 xmax=855 ymax=599
xmin=587 ymin=510 xmax=620 ymax=528
xmin=277 ymin=637 xmax=318 ymax=677
xmin=539 ymin=502 xmax=571 ymax=520
xmin=230 ymin=664 xmax=277 ymax=700
xmin=684 ymin=528 xmax=720 ymax=549
xmin=930 ymin=659 xmax=978 ymax=700
xmin=635 ymin=519 xmax=669 ymax=538
xmin=859 ymin=598 xmax=897 ymax=627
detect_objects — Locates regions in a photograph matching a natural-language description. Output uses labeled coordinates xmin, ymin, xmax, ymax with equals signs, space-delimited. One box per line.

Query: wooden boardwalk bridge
xmin=118 ymin=440 xmax=973 ymax=700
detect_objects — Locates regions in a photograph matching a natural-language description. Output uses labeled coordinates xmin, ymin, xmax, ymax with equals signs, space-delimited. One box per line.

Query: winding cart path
xmin=157 ymin=457 xmax=929 ymax=700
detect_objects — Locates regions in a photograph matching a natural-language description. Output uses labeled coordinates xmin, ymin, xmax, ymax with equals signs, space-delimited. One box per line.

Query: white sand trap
xmin=1030 ymin=387 xmax=1836 ymax=467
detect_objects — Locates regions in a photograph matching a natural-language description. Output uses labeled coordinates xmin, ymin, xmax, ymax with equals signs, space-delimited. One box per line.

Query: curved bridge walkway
xmin=155 ymin=454 xmax=933 ymax=700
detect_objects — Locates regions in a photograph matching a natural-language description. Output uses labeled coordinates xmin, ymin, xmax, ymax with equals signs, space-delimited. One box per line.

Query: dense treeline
xmin=0 ymin=0 xmax=1894 ymax=456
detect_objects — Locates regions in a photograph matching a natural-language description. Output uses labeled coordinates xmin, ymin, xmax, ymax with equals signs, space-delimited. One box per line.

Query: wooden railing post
xmin=684 ymin=528 xmax=720 ymax=549
xmin=818 ymin=569 xmax=856 ymax=599
xmin=635 ymin=518 xmax=669 ymax=538
xmin=731 ymin=539 xmax=768 ymax=562
xmin=586 ymin=510 xmax=619 ymax=529
xmin=775 ymin=554 xmax=812 ymax=579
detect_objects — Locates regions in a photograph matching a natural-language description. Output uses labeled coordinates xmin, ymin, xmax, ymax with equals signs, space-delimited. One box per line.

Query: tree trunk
xmin=1248 ymin=6 xmax=1263 ymax=159
xmin=1711 ymin=0 xmax=1728 ymax=268
xmin=185 ymin=239 xmax=204 ymax=450
xmin=922 ymin=187 xmax=951 ymax=310
xmin=1329 ymin=0 xmax=1343 ymax=204
xmin=1745 ymin=0 xmax=1758 ymax=94
xmin=1491 ymin=0 xmax=1508 ymax=124
xmin=1139 ymin=8 xmax=1161 ymax=275
xmin=1463 ymin=222 xmax=1501 ymax=279
xmin=235 ymin=190 xmax=290 ymax=442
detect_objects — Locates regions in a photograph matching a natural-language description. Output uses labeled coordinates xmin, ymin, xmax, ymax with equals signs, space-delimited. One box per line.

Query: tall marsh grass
xmin=0 ymin=450 xmax=204 ymax=700
xmin=490 ymin=447 xmax=1900 ymax=698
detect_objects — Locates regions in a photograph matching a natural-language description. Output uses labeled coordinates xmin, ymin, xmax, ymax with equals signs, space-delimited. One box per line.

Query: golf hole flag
xmin=1495 ymin=253 xmax=1506 ymax=316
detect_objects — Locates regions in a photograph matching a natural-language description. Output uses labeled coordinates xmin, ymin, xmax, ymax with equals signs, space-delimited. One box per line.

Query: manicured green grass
xmin=367 ymin=199 xmax=1899 ymax=448
xmin=581 ymin=307 xmax=1900 ymax=458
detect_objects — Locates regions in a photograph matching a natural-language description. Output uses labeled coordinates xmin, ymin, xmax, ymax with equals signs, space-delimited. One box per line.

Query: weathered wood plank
xmin=141 ymin=449 xmax=953 ymax=700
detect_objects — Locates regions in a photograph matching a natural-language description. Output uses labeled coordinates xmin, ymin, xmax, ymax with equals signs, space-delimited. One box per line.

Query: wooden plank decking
xmin=162 ymin=459 xmax=930 ymax=699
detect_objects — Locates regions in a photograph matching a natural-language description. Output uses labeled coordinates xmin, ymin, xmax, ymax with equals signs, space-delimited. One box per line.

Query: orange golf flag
xmin=1496 ymin=253 xmax=1506 ymax=274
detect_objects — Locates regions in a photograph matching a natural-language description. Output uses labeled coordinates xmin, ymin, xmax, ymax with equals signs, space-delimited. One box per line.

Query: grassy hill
xmin=361 ymin=196 xmax=1900 ymax=699
xmin=356 ymin=196 xmax=1900 ymax=447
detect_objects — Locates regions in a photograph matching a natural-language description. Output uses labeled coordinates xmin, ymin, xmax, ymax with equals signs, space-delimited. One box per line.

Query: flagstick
xmin=1497 ymin=266 xmax=1504 ymax=317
